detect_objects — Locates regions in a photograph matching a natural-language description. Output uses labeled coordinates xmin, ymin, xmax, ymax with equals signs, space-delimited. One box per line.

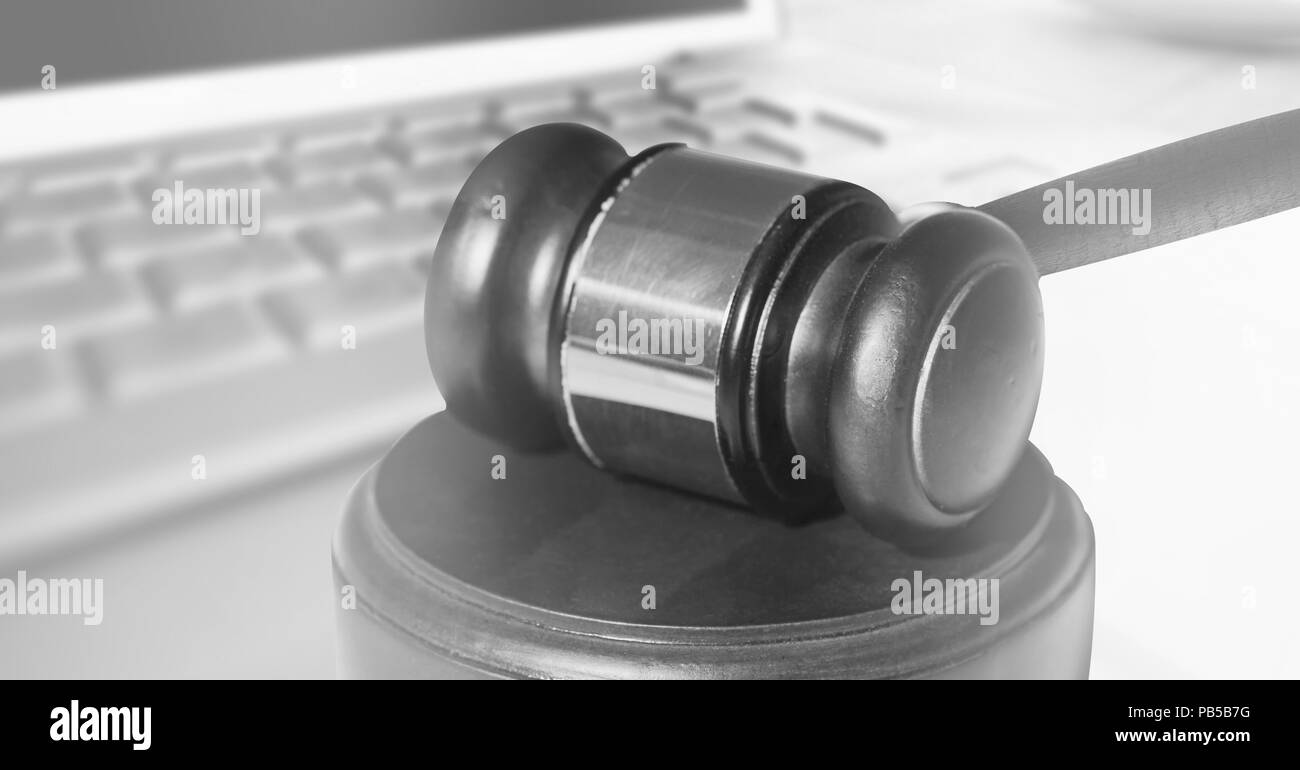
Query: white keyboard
xmin=0 ymin=61 xmax=1045 ymax=563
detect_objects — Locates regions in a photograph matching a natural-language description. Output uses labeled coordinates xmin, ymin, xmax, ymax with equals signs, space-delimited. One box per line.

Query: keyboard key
xmin=24 ymin=153 xmax=148 ymax=192
xmin=739 ymin=97 xmax=800 ymax=125
xmin=668 ymin=102 xmax=796 ymax=144
xmin=301 ymin=208 xmax=447 ymax=271
xmin=489 ymin=85 xmax=576 ymax=122
xmin=81 ymin=215 xmax=239 ymax=269
xmin=812 ymin=109 xmax=887 ymax=147
xmin=264 ymin=263 xmax=424 ymax=348
xmin=663 ymin=79 xmax=745 ymax=112
xmin=287 ymin=115 xmax=389 ymax=154
xmin=661 ymin=68 xmax=744 ymax=94
xmin=597 ymin=98 xmax=685 ymax=130
xmin=85 ymin=302 xmax=286 ymax=400
xmin=259 ymin=182 xmax=379 ymax=233
xmin=399 ymin=100 xmax=489 ymax=135
xmin=0 ymin=272 xmax=152 ymax=353
xmin=746 ymin=132 xmax=806 ymax=165
xmin=2 ymin=182 xmax=137 ymax=233
xmin=577 ymin=70 xmax=659 ymax=107
xmin=383 ymin=124 xmax=506 ymax=167
xmin=25 ymin=152 xmax=153 ymax=194
xmin=161 ymin=132 xmax=281 ymax=171
xmin=358 ymin=161 xmax=472 ymax=209
xmin=0 ymin=231 xmax=83 ymax=289
xmin=137 ymin=162 xmax=275 ymax=203
xmin=270 ymin=144 xmax=395 ymax=186
xmin=144 ymin=237 xmax=322 ymax=311
xmin=0 ymin=350 xmax=83 ymax=436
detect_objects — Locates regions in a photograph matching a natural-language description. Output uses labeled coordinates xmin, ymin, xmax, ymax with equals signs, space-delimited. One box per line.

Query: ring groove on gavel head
xmin=426 ymin=123 xmax=1045 ymax=543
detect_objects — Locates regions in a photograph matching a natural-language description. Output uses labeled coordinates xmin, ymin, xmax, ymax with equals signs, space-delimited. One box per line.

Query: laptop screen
xmin=0 ymin=0 xmax=745 ymax=93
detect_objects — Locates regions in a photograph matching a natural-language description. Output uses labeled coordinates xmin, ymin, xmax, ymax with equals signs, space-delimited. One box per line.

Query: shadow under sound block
xmin=332 ymin=412 xmax=1095 ymax=679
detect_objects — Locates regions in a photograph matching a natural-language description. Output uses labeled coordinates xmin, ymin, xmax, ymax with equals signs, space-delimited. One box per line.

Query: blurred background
xmin=0 ymin=0 xmax=1297 ymax=678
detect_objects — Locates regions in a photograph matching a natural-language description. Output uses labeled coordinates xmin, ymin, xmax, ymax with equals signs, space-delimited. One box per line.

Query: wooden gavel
xmin=424 ymin=113 xmax=1299 ymax=544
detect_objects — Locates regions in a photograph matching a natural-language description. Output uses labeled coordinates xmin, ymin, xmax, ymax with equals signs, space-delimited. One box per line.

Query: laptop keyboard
xmin=0 ymin=64 xmax=1000 ymax=560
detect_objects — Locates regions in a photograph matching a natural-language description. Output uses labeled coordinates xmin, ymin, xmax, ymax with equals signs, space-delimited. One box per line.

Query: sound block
xmin=332 ymin=413 xmax=1095 ymax=678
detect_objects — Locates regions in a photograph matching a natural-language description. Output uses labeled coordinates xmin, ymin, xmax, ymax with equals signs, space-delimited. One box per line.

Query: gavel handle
xmin=977 ymin=108 xmax=1300 ymax=276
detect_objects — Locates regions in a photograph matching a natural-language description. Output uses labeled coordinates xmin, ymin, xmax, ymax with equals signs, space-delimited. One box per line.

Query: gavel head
xmin=425 ymin=123 xmax=1045 ymax=545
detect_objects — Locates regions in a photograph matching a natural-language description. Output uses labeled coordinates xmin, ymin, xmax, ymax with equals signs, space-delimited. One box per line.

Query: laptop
xmin=0 ymin=0 xmax=1082 ymax=676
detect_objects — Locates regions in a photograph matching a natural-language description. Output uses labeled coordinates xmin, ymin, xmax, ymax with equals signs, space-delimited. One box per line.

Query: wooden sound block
xmin=332 ymin=413 xmax=1095 ymax=678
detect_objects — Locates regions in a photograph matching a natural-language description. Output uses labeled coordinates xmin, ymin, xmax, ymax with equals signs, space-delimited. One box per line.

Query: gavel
xmin=425 ymin=113 xmax=1300 ymax=544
